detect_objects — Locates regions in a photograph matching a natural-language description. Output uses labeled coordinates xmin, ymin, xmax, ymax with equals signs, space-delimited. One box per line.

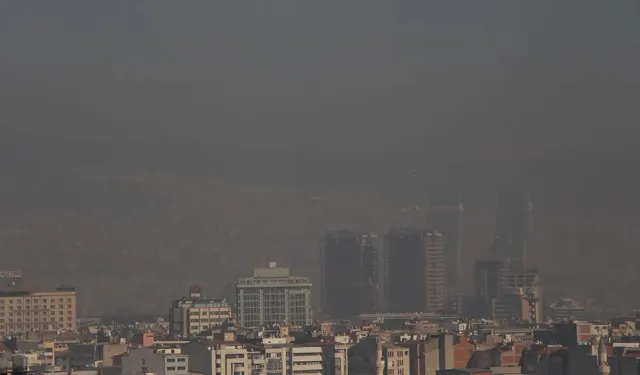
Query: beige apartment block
xmin=169 ymin=286 xmax=232 ymax=338
xmin=383 ymin=344 xmax=410 ymax=375
xmin=0 ymin=287 xmax=77 ymax=336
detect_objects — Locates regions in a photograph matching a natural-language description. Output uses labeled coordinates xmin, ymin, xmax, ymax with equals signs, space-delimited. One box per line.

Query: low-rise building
xmin=184 ymin=340 xmax=249 ymax=375
xmin=114 ymin=347 xmax=189 ymax=375
xmin=436 ymin=370 xmax=493 ymax=375
xmin=183 ymin=334 xmax=341 ymax=375
xmin=57 ymin=342 xmax=128 ymax=370
xmin=549 ymin=298 xmax=586 ymax=322
xmin=169 ymin=286 xmax=232 ymax=338
xmin=383 ymin=343 xmax=410 ymax=375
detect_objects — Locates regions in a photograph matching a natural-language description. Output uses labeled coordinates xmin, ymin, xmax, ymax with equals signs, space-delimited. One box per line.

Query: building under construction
xmin=320 ymin=230 xmax=380 ymax=318
xmin=384 ymin=228 xmax=446 ymax=313
xmin=425 ymin=191 xmax=464 ymax=300
xmin=492 ymin=191 xmax=533 ymax=266
xmin=474 ymin=260 xmax=542 ymax=323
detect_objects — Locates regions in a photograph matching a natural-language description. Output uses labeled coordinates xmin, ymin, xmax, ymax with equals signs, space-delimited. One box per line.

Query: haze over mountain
xmin=1 ymin=1 xmax=639 ymax=314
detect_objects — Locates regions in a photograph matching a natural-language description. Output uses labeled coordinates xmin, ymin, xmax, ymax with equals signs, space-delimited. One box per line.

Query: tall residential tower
xmin=321 ymin=231 xmax=379 ymax=318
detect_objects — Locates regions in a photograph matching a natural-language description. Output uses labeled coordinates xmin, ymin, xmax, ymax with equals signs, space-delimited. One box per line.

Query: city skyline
xmin=1 ymin=1 xmax=638 ymax=316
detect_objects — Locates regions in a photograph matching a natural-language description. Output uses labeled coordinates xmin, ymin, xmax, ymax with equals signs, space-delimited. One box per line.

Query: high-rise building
xmin=321 ymin=230 xmax=380 ymax=318
xmin=425 ymin=192 xmax=463 ymax=297
xmin=492 ymin=191 xmax=533 ymax=265
xmin=236 ymin=262 xmax=312 ymax=328
xmin=473 ymin=259 xmax=542 ymax=322
xmin=474 ymin=260 xmax=504 ymax=309
xmin=499 ymin=262 xmax=543 ymax=324
xmin=169 ymin=286 xmax=232 ymax=338
xmin=384 ymin=228 xmax=445 ymax=313
xmin=0 ymin=286 xmax=77 ymax=336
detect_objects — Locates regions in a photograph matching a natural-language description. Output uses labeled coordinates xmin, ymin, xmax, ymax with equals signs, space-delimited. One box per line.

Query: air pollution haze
xmin=0 ymin=1 xmax=639 ymax=315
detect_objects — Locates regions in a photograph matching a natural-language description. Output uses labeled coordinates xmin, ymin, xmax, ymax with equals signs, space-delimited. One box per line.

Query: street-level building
xmin=113 ymin=347 xmax=188 ymax=375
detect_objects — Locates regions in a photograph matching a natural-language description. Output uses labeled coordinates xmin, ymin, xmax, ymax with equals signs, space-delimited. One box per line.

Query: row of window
xmin=166 ymin=358 xmax=186 ymax=363
xmin=386 ymin=350 xmax=409 ymax=357
xmin=0 ymin=310 xmax=73 ymax=317
xmin=188 ymin=312 xmax=229 ymax=317
xmin=0 ymin=322 xmax=73 ymax=330
xmin=189 ymin=325 xmax=215 ymax=331
xmin=387 ymin=369 xmax=405 ymax=375
xmin=0 ymin=298 xmax=73 ymax=304
xmin=0 ymin=305 xmax=73 ymax=311
xmin=166 ymin=367 xmax=186 ymax=371
xmin=0 ymin=317 xmax=72 ymax=323
xmin=188 ymin=318 xmax=227 ymax=323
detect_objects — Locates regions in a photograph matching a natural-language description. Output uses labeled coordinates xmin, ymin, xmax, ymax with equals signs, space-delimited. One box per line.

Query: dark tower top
xmin=493 ymin=191 xmax=533 ymax=265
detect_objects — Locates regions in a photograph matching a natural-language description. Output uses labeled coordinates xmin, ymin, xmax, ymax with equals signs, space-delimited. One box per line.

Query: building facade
xmin=425 ymin=192 xmax=464 ymax=299
xmin=184 ymin=340 xmax=248 ymax=375
xmin=321 ymin=231 xmax=380 ymax=319
xmin=382 ymin=343 xmax=410 ymax=375
xmin=184 ymin=338 xmax=336 ymax=375
xmin=384 ymin=229 xmax=446 ymax=313
xmin=474 ymin=260 xmax=504 ymax=315
xmin=115 ymin=347 xmax=189 ymax=375
xmin=492 ymin=191 xmax=533 ymax=266
xmin=0 ymin=287 xmax=77 ymax=336
xmin=549 ymin=298 xmax=587 ymax=321
xmin=169 ymin=286 xmax=232 ymax=338
xmin=236 ymin=263 xmax=312 ymax=328
xmin=473 ymin=260 xmax=542 ymax=322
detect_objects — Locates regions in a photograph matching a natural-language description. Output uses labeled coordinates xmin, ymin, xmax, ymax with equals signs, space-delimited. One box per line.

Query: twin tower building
xmin=320 ymin=192 xmax=463 ymax=319
xmin=320 ymin=191 xmax=533 ymax=320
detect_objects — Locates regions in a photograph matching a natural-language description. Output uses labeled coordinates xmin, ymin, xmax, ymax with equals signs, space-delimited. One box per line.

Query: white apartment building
xmin=290 ymin=346 xmax=323 ymax=375
xmin=169 ymin=286 xmax=232 ymax=338
xmin=327 ymin=336 xmax=351 ymax=375
xmin=184 ymin=336 xmax=348 ymax=375
xmin=114 ymin=348 xmax=189 ymax=375
xmin=183 ymin=340 xmax=249 ymax=375
xmin=247 ymin=343 xmax=289 ymax=375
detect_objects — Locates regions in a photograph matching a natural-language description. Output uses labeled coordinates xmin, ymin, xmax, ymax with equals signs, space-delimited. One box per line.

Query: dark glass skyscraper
xmin=384 ymin=228 xmax=445 ymax=313
xmin=320 ymin=231 xmax=379 ymax=318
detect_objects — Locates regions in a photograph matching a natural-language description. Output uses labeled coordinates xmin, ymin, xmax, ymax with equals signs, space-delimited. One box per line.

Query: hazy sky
xmin=1 ymin=1 xmax=638 ymax=160
xmin=1 ymin=1 xmax=640 ymax=312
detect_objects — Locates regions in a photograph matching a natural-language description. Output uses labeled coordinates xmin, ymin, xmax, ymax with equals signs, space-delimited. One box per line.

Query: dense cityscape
xmin=2 ymin=2 xmax=639 ymax=375
xmin=1 ymin=191 xmax=636 ymax=375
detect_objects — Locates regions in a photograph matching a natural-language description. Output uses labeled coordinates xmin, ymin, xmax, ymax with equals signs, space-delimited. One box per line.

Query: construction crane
xmin=522 ymin=287 xmax=539 ymax=325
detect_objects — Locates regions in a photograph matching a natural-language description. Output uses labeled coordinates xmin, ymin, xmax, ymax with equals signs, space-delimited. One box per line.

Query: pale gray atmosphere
xmin=0 ymin=1 xmax=639 ymax=314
